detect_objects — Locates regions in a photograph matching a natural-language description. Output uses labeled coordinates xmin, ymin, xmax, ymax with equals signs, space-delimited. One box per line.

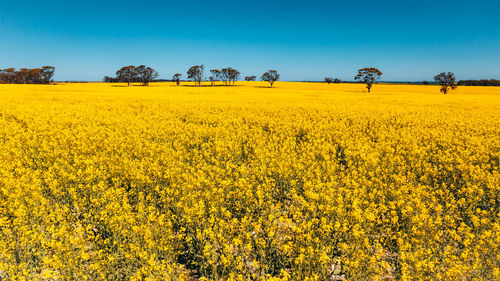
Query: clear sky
xmin=1 ymin=0 xmax=499 ymax=81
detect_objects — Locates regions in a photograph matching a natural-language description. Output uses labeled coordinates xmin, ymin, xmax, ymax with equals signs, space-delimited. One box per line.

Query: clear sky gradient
xmin=1 ymin=0 xmax=499 ymax=81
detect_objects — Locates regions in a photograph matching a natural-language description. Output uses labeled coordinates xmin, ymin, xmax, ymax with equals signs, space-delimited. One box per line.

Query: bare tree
xmin=187 ymin=65 xmax=204 ymax=86
xmin=354 ymin=68 xmax=383 ymax=93
xmin=173 ymin=73 xmax=182 ymax=86
xmin=135 ymin=65 xmax=159 ymax=86
xmin=434 ymin=72 xmax=457 ymax=94
xmin=116 ymin=65 xmax=137 ymax=86
xmin=245 ymin=76 xmax=256 ymax=81
xmin=261 ymin=70 xmax=280 ymax=88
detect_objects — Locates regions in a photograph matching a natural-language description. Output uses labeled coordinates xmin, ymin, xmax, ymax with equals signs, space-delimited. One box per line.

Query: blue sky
xmin=1 ymin=0 xmax=499 ymax=81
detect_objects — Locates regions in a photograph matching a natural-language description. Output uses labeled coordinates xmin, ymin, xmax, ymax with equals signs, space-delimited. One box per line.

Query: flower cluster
xmin=0 ymin=82 xmax=498 ymax=280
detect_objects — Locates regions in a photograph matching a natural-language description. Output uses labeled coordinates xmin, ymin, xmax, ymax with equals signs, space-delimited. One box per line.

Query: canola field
xmin=0 ymin=82 xmax=499 ymax=280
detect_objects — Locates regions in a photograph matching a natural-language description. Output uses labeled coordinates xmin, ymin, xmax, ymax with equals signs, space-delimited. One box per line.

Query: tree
xmin=28 ymin=68 xmax=43 ymax=84
xmin=15 ymin=68 xmax=30 ymax=84
xmin=333 ymin=78 xmax=341 ymax=83
xmin=219 ymin=68 xmax=229 ymax=85
xmin=210 ymin=69 xmax=221 ymax=86
xmin=116 ymin=66 xmax=137 ymax=86
xmin=187 ymin=65 xmax=204 ymax=86
xmin=220 ymin=68 xmax=230 ymax=85
xmin=228 ymin=68 xmax=240 ymax=85
xmin=434 ymin=72 xmax=457 ymax=94
xmin=41 ymin=66 xmax=55 ymax=84
xmin=354 ymin=68 xmax=382 ymax=93
xmin=325 ymin=77 xmax=333 ymax=84
xmin=245 ymin=76 xmax=256 ymax=81
xmin=0 ymin=68 xmax=16 ymax=83
xmin=261 ymin=70 xmax=280 ymax=88
xmin=220 ymin=68 xmax=240 ymax=85
xmin=217 ymin=68 xmax=240 ymax=86
xmin=173 ymin=73 xmax=182 ymax=86
xmin=135 ymin=65 xmax=159 ymax=86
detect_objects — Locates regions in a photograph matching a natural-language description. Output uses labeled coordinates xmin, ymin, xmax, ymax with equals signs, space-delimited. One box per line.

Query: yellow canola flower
xmin=0 ymin=81 xmax=498 ymax=280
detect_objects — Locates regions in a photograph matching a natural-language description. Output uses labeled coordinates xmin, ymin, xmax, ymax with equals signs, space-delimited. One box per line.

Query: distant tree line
xmin=2 ymin=64 xmax=497 ymax=93
xmin=106 ymin=64 xmax=497 ymax=93
xmin=325 ymin=77 xmax=341 ymax=84
xmin=457 ymin=79 xmax=500 ymax=86
xmin=0 ymin=66 xmax=55 ymax=84
xmin=104 ymin=65 xmax=280 ymax=87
